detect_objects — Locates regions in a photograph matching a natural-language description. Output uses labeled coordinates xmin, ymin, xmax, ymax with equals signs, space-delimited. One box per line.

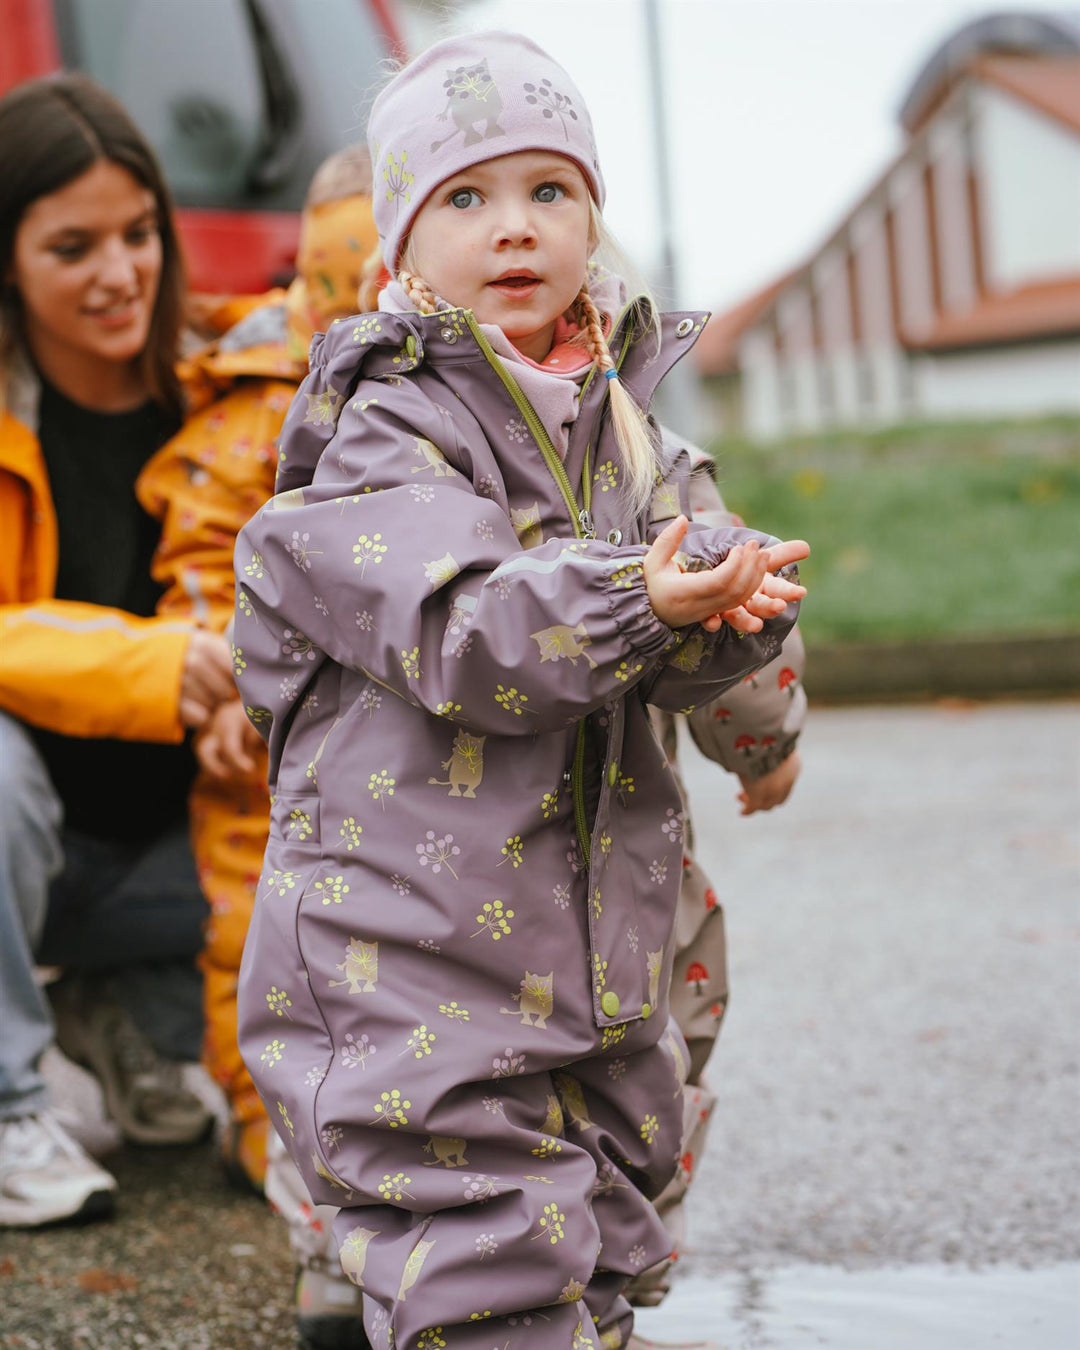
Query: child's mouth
xmin=489 ymin=273 xmax=540 ymax=295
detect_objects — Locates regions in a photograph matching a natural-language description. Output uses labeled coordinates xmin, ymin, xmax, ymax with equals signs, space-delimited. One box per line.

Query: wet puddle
xmin=631 ymin=1263 xmax=1080 ymax=1350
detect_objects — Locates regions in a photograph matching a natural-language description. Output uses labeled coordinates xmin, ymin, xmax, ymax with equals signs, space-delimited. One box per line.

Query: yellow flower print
xmin=368 ymin=769 xmax=396 ymax=808
xmin=534 ymin=1202 xmax=567 ymax=1244
xmin=593 ymin=460 xmax=619 ymax=492
xmin=371 ymin=1089 xmax=411 ymax=1128
xmin=402 ymin=1025 xmax=435 ymax=1059
xmin=265 ymin=986 xmax=293 ymax=1018
xmin=471 ymin=900 xmax=515 ymax=941
xmin=312 ymin=875 xmax=350 ymax=906
xmin=497 ymin=835 xmax=524 ymax=869
xmin=377 ymin=1171 xmax=414 ymax=1202
xmin=602 ymin=1023 xmax=626 ymax=1051
xmin=260 ymin=1038 xmax=285 ymax=1068
xmin=339 ymin=818 xmax=364 ymax=851
xmin=494 ymin=684 xmax=535 ymax=716
xmin=352 ymin=532 xmax=388 ymax=577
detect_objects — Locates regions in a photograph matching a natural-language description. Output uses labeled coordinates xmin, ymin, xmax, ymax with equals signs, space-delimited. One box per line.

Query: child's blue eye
xmin=533 ymin=183 xmax=565 ymax=204
xmin=449 ymin=188 xmax=481 ymax=209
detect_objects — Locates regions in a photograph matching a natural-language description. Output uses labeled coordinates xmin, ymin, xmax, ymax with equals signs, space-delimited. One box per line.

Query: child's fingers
xmin=644 ymin=515 xmax=689 ymax=576
xmin=718 ymin=604 xmax=764 ymax=633
xmin=741 ymin=592 xmax=787 ymax=620
xmin=763 ymin=539 xmax=811 ymax=571
xmin=758 ymin=573 xmax=807 ymax=602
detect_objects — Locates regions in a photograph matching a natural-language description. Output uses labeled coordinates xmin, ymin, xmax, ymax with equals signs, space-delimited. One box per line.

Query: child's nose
xmin=494 ymin=206 xmax=538 ymax=248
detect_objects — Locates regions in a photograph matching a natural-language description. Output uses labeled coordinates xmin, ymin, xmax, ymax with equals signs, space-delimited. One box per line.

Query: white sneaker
xmin=0 ymin=1110 xmax=117 ymax=1227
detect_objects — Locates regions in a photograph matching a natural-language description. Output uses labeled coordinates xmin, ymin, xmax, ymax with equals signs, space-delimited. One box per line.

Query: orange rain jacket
xmin=0 ymin=352 xmax=195 ymax=747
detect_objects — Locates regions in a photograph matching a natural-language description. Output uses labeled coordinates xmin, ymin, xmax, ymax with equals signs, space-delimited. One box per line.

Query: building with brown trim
xmin=696 ymin=11 xmax=1080 ymax=439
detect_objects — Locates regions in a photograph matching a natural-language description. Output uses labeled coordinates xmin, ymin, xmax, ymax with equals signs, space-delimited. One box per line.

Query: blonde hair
xmin=397 ymin=203 xmax=660 ymax=517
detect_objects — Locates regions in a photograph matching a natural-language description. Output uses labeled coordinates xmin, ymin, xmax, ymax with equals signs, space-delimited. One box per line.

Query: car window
xmin=54 ymin=0 xmax=390 ymax=212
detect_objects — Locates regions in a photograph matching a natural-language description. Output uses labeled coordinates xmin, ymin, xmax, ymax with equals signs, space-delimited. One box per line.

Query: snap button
xmin=601 ymin=991 xmax=621 ymax=1017
xmin=440 ymin=327 xmax=458 ymax=344
xmin=607 ymin=760 xmax=618 ymax=788
xmin=606 ymin=528 xmax=622 ymax=546
xmin=640 ymin=1002 xmax=652 ymax=1019
xmin=675 ymin=318 xmax=694 ymax=338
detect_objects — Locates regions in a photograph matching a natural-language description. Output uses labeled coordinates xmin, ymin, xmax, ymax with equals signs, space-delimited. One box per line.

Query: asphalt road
xmin=2 ymin=699 xmax=1078 ymax=1349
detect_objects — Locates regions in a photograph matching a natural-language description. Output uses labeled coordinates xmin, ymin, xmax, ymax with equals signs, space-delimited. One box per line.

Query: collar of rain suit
xmin=274 ymin=295 xmax=712 ymax=509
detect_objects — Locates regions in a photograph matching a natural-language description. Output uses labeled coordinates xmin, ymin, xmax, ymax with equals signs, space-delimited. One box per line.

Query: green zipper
xmin=464 ymin=313 xmax=583 ymax=535
xmin=461 ymin=305 xmax=635 ymax=870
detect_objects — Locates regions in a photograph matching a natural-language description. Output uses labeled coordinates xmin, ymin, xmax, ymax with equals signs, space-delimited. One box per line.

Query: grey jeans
xmin=0 ymin=711 xmax=207 ymax=1119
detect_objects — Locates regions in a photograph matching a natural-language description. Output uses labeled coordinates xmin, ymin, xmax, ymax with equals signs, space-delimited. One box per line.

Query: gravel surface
xmin=2 ymin=700 xmax=1077 ymax=1348
xmin=677 ymin=699 xmax=1080 ymax=1276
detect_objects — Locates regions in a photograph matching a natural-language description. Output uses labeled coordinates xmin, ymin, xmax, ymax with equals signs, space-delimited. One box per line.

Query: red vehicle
xmin=0 ymin=0 xmax=406 ymax=293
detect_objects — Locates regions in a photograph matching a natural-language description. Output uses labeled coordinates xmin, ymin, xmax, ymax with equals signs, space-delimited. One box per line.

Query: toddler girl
xmin=233 ymin=30 xmax=806 ymax=1350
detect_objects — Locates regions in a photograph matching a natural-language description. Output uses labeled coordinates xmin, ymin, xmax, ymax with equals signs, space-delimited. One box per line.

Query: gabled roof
xmin=973 ymin=53 xmax=1080 ymax=134
xmin=898 ymin=10 xmax=1080 ymax=134
xmin=697 ymin=33 xmax=1080 ymax=374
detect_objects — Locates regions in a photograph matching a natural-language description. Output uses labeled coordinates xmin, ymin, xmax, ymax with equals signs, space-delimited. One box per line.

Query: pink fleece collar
xmin=510 ymin=313 xmax=594 ymax=372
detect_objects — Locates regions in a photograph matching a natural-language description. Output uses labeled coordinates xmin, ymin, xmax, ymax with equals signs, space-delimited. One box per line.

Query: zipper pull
xmin=578 ymin=508 xmax=597 ymax=539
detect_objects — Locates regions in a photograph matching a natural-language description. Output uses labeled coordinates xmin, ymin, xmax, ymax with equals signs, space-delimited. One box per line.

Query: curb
xmin=802 ymin=632 xmax=1080 ymax=704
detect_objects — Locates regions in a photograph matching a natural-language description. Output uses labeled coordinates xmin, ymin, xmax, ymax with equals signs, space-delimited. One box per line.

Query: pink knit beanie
xmin=367 ymin=29 xmax=605 ymax=271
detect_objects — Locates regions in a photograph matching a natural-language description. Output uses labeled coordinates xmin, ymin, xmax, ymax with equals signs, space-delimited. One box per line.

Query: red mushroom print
xmin=680 ymin=1150 xmax=694 ymax=1178
xmin=709 ymin=1001 xmax=724 ymax=1022
xmin=742 ymin=671 xmax=759 ymax=689
xmin=686 ymin=961 xmax=709 ymax=995
xmin=778 ymin=666 xmax=798 ymax=697
xmin=760 ymin=735 xmax=777 ymax=754
xmin=733 ymin=733 xmax=756 ymax=757
xmin=704 ymin=887 xmax=719 ymax=911
xmin=712 ymin=706 xmax=731 ymax=723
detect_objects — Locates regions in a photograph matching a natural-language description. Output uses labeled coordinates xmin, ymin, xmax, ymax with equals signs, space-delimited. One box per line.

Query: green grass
xmin=706 ymin=416 xmax=1080 ymax=644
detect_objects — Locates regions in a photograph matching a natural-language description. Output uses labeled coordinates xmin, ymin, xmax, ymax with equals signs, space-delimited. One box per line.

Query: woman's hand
xmin=644 ymin=516 xmax=808 ymax=634
xmin=179 ymin=628 xmax=237 ymax=729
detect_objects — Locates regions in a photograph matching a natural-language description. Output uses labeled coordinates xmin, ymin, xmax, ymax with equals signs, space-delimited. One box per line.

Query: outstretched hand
xmin=644 ymin=516 xmax=809 ymax=634
xmin=738 ymin=750 xmax=802 ymax=815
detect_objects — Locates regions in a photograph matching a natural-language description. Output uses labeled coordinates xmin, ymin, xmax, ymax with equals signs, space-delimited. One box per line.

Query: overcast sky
xmin=441 ymin=0 xmax=1060 ymax=318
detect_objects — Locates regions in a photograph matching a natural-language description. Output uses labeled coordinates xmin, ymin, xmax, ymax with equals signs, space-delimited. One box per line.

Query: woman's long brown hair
xmin=0 ymin=73 xmax=186 ymax=418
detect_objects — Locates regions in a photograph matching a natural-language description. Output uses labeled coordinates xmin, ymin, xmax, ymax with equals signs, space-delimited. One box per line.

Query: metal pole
xmin=642 ymin=0 xmax=705 ymax=441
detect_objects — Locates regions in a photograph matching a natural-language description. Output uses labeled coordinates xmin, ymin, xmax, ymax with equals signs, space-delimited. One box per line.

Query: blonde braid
xmin=577 ymin=284 xmax=657 ymax=517
xmin=397 ymin=269 xmax=438 ymax=316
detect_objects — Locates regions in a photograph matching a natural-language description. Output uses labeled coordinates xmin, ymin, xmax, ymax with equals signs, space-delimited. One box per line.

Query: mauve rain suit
xmin=232 ymin=300 xmax=800 ymax=1350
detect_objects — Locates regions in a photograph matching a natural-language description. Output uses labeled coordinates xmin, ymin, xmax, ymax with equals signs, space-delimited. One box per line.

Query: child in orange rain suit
xmin=135 ymin=145 xmax=380 ymax=1191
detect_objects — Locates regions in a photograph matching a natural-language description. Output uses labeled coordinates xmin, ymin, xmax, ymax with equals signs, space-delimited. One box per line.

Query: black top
xmin=29 ymin=378 xmax=197 ymax=843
